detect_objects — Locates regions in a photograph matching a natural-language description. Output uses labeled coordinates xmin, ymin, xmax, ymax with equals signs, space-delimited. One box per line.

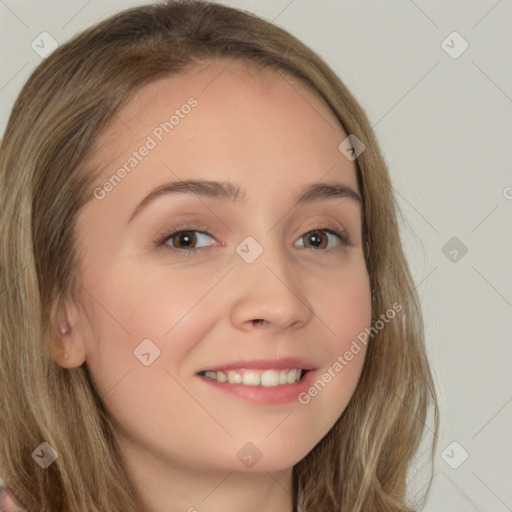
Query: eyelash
xmin=153 ymin=223 xmax=350 ymax=258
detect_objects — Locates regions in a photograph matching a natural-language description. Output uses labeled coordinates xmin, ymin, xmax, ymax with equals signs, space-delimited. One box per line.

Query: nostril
xmin=252 ymin=319 xmax=265 ymax=326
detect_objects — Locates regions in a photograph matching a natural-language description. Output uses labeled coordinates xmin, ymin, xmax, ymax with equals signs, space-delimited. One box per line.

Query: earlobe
xmin=52 ymin=323 xmax=87 ymax=368
xmin=50 ymin=301 xmax=87 ymax=368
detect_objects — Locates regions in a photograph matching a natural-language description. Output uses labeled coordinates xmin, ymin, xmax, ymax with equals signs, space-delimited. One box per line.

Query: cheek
xmin=79 ymin=262 xmax=222 ymax=457
xmin=297 ymin=258 xmax=371 ymax=416
xmin=80 ymin=260 xmax=220 ymax=392
xmin=307 ymin=255 xmax=372 ymax=341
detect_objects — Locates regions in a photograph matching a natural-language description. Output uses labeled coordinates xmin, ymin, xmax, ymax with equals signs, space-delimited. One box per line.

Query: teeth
xmin=286 ymin=369 xmax=298 ymax=384
xmin=243 ymin=370 xmax=261 ymax=386
xmin=227 ymin=370 xmax=242 ymax=384
xmin=260 ymin=370 xmax=279 ymax=386
xmin=201 ymin=368 xmax=304 ymax=386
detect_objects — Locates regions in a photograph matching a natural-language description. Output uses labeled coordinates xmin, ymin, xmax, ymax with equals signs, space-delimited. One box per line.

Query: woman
xmin=0 ymin=1 xmax=439 ymax=510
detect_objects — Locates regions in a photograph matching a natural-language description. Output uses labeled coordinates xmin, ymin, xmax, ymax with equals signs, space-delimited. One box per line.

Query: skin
xmin=54 ymin=59 xmax=372 ymax=512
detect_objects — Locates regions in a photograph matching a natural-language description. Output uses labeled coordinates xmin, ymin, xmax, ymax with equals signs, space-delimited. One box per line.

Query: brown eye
xmin=303 ymin=230 xmax=328 ymax=249
xmin=155 ymin=228 xmax=217 ymax=255
xmin=296 ymin=228 xmax=348 ymax=250
xmin=171 ymin=230 xmax=198 ymax=249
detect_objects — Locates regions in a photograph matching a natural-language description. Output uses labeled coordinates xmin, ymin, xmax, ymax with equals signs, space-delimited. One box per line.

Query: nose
xmin=229 ymin=241 xmax=314 ymax=332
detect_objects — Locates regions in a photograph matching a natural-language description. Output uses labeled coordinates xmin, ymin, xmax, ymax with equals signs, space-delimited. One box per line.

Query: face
xmin=63 ymin=59 xmax=371 ymax=481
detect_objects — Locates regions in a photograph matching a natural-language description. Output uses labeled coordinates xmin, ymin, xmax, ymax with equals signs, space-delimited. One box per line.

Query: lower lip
xmin=196 ymin=370 xmax=317 ymax=405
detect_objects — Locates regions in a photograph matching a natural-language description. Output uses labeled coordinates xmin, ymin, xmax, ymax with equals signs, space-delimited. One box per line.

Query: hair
xmin=0 ymin=1 xmax=439 ymax=510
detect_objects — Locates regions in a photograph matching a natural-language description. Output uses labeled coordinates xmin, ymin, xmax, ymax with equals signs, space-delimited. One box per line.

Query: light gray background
xmin=1 ymin=1 xmax=511 ymax=510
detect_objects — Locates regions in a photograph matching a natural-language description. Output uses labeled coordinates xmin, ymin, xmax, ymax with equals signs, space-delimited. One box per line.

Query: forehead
xmin=118 ymin=58 xmax=335 ymax=125
xmin=82 ymin=58 xmax=358 ymax=222
xmin=87 ymin=58 xmax=349 ymax=175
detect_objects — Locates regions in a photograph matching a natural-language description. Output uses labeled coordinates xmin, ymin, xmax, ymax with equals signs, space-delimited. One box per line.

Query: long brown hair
xmin=0 ymin=1 xmax=439 ymax=510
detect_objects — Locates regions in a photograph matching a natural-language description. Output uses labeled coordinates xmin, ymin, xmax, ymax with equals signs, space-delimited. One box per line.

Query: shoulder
xmin=0 ymin=485 xmax=28 ymax=511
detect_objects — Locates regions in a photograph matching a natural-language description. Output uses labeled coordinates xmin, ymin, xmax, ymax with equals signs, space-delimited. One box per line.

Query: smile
xmin=197 ymin=368 xmax=307 ymax=386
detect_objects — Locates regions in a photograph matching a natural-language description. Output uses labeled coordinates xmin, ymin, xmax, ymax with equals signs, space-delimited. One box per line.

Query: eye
xmin=169 ymin=230 xmax=214 ymax=250
xmin=153 ymin=225 xmax=217 ymax=257
xmin=294 ymin=228 xmax=349 ymax=250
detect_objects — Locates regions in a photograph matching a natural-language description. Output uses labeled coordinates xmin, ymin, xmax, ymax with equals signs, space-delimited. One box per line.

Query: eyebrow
xmin=127 ymin=179 xmax=362 ymax=223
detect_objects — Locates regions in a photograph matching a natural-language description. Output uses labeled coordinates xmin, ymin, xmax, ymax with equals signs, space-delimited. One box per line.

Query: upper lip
xmin=196 ymin=357 xmax=317 ymax=374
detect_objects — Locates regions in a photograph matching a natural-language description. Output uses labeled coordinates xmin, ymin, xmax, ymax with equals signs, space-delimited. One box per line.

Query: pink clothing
xmin=0 ymin=486 xmax=28 ymax=511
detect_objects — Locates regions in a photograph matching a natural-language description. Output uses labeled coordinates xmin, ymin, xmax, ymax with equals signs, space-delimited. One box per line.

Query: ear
xmin=49 ymin=298 xmax=88 ymax=368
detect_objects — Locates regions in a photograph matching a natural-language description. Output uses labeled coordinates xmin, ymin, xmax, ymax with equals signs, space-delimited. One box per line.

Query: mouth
xmin=197 ymin=368 xmax=310 ymax=387
xmin=195 ymin=359 xmax=318 ymax=404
